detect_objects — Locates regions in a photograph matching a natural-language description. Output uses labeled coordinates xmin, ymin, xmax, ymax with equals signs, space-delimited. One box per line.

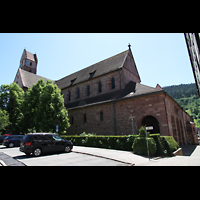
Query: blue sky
xmin=0 ymin=33 xmax=195 ymax=88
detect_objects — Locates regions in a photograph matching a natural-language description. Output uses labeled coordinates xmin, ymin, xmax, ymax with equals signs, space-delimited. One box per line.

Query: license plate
xmin=21 ymin=145 xmax=25 ymax=148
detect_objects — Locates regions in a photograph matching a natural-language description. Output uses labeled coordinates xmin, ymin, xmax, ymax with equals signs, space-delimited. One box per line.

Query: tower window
xmin=111 ymin=77 xmax=115 ymax=89
xmin=98 ymin=81 xmax=102 ymax=93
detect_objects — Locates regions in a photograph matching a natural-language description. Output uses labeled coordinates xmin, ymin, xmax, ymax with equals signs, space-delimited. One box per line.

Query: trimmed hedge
xmin=61 ymin=134 xmax=179 ymax=157
xmin=161 ymin=136 xmax=179 ymax=156
xmin=61 ymin=135 xmax=136 ymax=151
xmin=132 ymin=137 xmax=157 ymax=157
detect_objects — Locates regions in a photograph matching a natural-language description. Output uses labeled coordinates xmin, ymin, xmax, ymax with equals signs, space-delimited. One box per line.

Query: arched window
xmin=84 ymin=114 xmax=87 ymax=123
xmin=71 ymin=116 xmax=74 ymax=125
xmin=77 ymin=88 xmax=80 ymax=98
xmin=111 ymin=77 xmax=115 ymax=89
xmin=68 ymin=91 xmax=71 ymax=101
xmin=87 ymin=85 xmax=90 ymax=96
xmin=100 ymin=111 xmax=103 ymax=121
xmin=98 ymin=81 xmax=102 ymax=93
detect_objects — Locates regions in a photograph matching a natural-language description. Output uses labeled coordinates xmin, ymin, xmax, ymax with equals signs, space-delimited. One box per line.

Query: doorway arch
xmin=141 ymin=115 xmax=160 ymax=134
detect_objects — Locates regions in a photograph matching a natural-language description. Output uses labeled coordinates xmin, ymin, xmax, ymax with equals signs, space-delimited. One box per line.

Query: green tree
xmin=0 ymin=109 xmax=11 ymax=133
xmin=19 ymin=79 xmax=70 ymax=134
xmin=19 ymin=79 xmax=46 ymax=133
xmin=0 ymin=83 xmax=24 ymax=134
xmin=0 ymin=84 xmax=10 ymax=110
xmin=7 ymin=83 xmax=24 ymax=134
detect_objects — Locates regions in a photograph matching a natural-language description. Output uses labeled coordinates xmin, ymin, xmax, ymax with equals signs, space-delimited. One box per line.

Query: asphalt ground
xmin=0 ymin=145 xmax=199 ymax=166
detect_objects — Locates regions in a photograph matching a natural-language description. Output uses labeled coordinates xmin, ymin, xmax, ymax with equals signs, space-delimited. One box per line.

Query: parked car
xmin=3 ymin=135 xmax=24 ymax=148
xmin=0 ymin=134 xmax=11 ymax=144
xmin=20 ymin=133 xmax=73 ymax=157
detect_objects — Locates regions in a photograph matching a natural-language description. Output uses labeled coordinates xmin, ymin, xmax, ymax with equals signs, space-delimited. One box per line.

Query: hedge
xmin=61 ymin=135 xmax=136 ymax=151
xmin=61 ymin=134 xmax=179 ymax=157
xmin=132 ymin=137 xmax=157 ymax=157
xmin=161 ymin=136 xmax=179 ymax=156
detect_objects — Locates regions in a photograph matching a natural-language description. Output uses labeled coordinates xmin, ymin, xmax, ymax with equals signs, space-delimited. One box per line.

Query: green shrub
xmin=61 ymin=133 xmax=178 ymax=157
xmin=150 ymin=134 xmax=165 ymax=156
xmin=132 ymin=137 xmax=157 ymax=157
xmin=61 ymin=135 xmax=137 ymax=151
xmin=139 ymin=126 xmax=150 ymax=137
xmin=161 ymin=136 xmax=179 ymax=156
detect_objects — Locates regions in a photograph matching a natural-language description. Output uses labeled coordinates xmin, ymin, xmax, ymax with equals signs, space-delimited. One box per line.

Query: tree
xmin=19 ymin=79 xmax=70 ymax=134
xmin=0 ymin=109 xmax=10 ymax=133
xmin=0 ymin=83 xmax=24 ymax=134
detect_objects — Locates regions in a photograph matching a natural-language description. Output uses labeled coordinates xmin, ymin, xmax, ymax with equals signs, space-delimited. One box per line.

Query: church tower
xmin=19 ymin=49 xmax=38 ymax=74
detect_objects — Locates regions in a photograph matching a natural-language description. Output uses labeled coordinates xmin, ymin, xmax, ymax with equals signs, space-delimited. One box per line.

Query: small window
xmin=98 ymin=81 xmax=102 ymax=93
xmin=100 ymin=111 xmax=103 ymax=121
xmin=87 ymin=85 xmax=90 ymax=96
xmin=68 ymin=91 xmax=71 ymax=101
xmin=89 ymin=70 xmax=96 ymax=79
xmin=71 ymin=116 xmax=74 ymax=125
xmin=30 ymin=62 xmax=32 ymax=66
xmin=77 ymin=88 xmax=80 ymax=99
xmin=84 ymin=114 xmax=87 ymax=123
xmin=70 ymin=78 xmax=77 ymax=85
xmin=111 ymin=77 xmax=115 ymax=89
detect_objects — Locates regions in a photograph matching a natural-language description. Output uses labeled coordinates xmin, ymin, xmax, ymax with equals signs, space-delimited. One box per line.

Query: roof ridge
xmin=56 ymin=49 xmax=129 ymax=82
xmin=137 ymin=82 xmax=164 ymax=91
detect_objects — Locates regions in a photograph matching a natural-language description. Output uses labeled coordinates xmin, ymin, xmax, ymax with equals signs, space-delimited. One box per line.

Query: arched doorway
xmin=141 ymin=115 xmax=160 ymax=134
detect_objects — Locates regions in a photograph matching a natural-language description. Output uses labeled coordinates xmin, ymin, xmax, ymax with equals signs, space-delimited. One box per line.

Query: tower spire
xmin=128 ymin=43 xmax=131 ymax=49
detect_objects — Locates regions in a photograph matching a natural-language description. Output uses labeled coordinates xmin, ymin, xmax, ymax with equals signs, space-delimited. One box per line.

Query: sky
xmin=0 ymin=33 xmax=195 ymax=88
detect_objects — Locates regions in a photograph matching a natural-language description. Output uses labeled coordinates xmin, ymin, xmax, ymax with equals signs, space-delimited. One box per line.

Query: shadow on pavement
xmin=180 ymin=145 xmax=197 ymax=156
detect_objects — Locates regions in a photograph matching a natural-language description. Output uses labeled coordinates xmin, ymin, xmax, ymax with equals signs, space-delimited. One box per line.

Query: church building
xmin=14 ymin=46 xmax=199 ymax=146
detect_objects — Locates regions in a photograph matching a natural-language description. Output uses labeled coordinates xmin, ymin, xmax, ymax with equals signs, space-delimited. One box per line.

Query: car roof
xmin=26 ymin=133 xmax=57 ymax=135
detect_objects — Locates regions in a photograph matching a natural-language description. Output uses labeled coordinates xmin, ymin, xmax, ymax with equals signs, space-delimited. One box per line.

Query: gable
xmin=14 ymin=69 xmax=24 ymax=88
xmin=16 ymin=68 xmax=55 ymax=89
xmin=123 ymin=49 xmax=141 ymax=82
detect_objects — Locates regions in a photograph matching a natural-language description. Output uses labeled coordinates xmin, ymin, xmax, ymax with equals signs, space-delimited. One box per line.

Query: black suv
xmin=20 ymin=133 xmax=73 ymax=157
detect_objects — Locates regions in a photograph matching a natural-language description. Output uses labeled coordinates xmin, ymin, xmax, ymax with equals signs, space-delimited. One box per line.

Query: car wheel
xmin=64 ymin=146 xmax=71 ymax=153
xmin=8 ymin=143 xmax=14 ymax=148
xmin=33 ymin=148 xmax=42 ymax=157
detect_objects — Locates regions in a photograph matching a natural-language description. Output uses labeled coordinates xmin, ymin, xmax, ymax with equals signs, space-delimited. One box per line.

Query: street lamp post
xmin=129 ymin=116 xmax=135 ymax=136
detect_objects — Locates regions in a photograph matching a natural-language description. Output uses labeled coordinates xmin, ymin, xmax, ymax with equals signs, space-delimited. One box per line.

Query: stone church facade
xmin=14 ymin=47 xmax=199 ymax=146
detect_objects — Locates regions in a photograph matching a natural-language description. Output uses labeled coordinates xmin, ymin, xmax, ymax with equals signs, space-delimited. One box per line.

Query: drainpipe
xmin=164 ymin=92 xmax=170 ymax=136
xmin=112 ymin=101 xmax=117 ymax=135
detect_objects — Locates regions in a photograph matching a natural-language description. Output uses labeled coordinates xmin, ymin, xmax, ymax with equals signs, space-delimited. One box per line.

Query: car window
xmin=52 ymin=135 xmax=62 ymax=141
xmin=39 ymin=135 xmax=49 ymax=140
xmin=23 ymin=135 xmax=33 ymax=142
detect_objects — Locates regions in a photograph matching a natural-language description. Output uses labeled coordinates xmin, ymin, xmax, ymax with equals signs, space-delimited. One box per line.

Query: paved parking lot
xmin=1 ymin=145 xmax=200 ymax=166
xmin=0 ymin=145 xmax=130 ymax=166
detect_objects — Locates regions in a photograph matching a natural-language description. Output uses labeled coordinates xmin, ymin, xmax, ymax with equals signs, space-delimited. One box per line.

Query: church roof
xmin=55 ymin=49 xmax=129 ymax=89
xmin=66 ymin=81 xmax=164 ymax=110
xmin=19 ymin=68 xmax=54 ymax=88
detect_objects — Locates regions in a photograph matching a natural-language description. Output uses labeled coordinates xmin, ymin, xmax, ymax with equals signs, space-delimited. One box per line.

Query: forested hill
xmin=163 ymin=83 xmax=200 ymax=127
xmin=163 ymin=83 xmax=198 ymax=99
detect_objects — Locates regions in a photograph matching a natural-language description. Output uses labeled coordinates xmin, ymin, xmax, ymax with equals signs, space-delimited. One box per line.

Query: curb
xmin=0 ymin=152 xmax=26 ymax=166
xmin=0 ymin=159 xmax=7 ymax=166
xmin=72 ymin=150 xmax=135 ymax=166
